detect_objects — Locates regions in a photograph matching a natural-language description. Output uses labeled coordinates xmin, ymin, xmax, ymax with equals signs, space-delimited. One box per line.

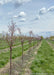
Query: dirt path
xmin=0 ymin=41 xmax=42 ymax=75
xmin=0 ymin=43 xmax=28 ymax=54
xmin=23 ymin=41 xmax=42 ymax=75
xmin=47 ymin=41 xmax=54 ymax=50
xmin=0 ymin=42 xmax=38 ymax=73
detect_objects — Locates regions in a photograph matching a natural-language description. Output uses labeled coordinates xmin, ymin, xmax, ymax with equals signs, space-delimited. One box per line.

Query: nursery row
xmin=30 ymin=40 xmax=54 ymax=75
xmin=48 ymin=40 xmax=54 ymax=45
xmin=0 ymin=40 xmax=38 ymax=68
xmin=0 ymin=39 xmax=28 ymax=50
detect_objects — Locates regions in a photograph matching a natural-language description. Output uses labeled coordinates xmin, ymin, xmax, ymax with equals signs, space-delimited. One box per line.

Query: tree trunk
xmin=29 ymin=40 xmax=31 ymax=52
xmin=33 ymin=40 xmax=34 ymax=49
xmin=10 ymin=46 xmax=12 ymax=75
xmin=21 ymin=41 xmax=24 ymax=65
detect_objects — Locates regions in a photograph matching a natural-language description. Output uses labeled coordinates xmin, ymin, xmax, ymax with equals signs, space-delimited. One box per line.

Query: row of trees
xmin=1 ymin=21 xmax=42 ymax=75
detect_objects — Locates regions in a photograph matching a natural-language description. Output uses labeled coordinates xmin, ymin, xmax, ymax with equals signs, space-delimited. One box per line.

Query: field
xmin=0 ymin=39 xmax=54 ymax=75
xmin=30 ymin=40 xmax=54 ymax=75
xmin=0 ymin=39 xmax=38 ymax=68
xmin=0 ymin=39 xmax=28 ymax=49
xmin=0 ymin=0 xmax=54 ymax=75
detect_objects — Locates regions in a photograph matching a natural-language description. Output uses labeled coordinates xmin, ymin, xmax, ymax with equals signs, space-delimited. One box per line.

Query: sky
xmin=0 ymin=0 xmax=54 ymax=35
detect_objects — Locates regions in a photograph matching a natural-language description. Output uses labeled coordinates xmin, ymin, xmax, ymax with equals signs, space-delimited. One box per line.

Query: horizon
xmin=0 ymin=30 xmax=54 ymax=38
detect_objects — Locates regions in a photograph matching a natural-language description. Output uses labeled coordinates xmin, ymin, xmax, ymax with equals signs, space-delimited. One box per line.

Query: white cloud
xmin=20 ymin=18 xmax=26 ymax=22
xmin=13 ymin=12 xmax=26 ymax=19
xmin=0 ymin=1 xmax=4 ymax=5
xmin=18 ymin=12 xmax=26 ymax=17
xmin=0 ymin=0 xmax=12 ymax=5
xmin=48 ymin=6 xmax=54 ymax=12
xmin=8 ymin=12 xmax=13 ymax=15
xmin=39 ymin=7 xmax=47 ymax=15
xmin=13 ymin=15 xmax=18 ymax=18
xmin=19 ymin=27 xmax=32 ymax=34
xmin=35 ymin=15 xmax=40 ymax=20
xmin=0 ymin=0 xmax=31 ymax=6
xmin=15 ymin=0 xmax=31 ymax=4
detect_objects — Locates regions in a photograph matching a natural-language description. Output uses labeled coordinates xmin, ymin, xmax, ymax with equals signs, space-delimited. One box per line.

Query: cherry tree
xmin=17 ymin=28 xmax=24 ymax=65
xmin=6 ymin=20 xmax=16 ymax=75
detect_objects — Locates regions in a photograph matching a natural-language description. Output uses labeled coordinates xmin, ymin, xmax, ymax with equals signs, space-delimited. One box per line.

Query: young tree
xmin=29 ymin=31 xmax=33 ymax=37
xmin=30 ymin=31 xmax=35 ymax=49
xmin=17 ymin=28 xmax=24 ymax=65
xmin=28 ymin=31 xmax=33 ymax=52
xmin=2 ymin=31 xmax=6 ymax=40
xmin=6 ymin=20 xmax=16 ymax=75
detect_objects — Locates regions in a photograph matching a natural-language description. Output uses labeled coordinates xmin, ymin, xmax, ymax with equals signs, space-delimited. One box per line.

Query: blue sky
xmin=0 ymin=0 xmax=54 ymax=34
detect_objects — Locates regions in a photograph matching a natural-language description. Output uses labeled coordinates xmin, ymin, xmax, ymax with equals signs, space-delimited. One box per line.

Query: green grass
xmin=48 ymin=40 xmax=54 ymax=44
xmin=0 ymin=39 xmax=9 ymax=49
xmin=0 ymin=40 xmax=38 ymax=68
xmin=0 ymin=39 xmax=28 ymax=50
xmin=30 ymin=40 xmax=54 ymax=75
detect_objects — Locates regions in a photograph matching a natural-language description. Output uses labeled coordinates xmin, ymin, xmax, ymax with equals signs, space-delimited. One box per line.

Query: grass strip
xmin=30 ymin=40 xmax=54 ymax=75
